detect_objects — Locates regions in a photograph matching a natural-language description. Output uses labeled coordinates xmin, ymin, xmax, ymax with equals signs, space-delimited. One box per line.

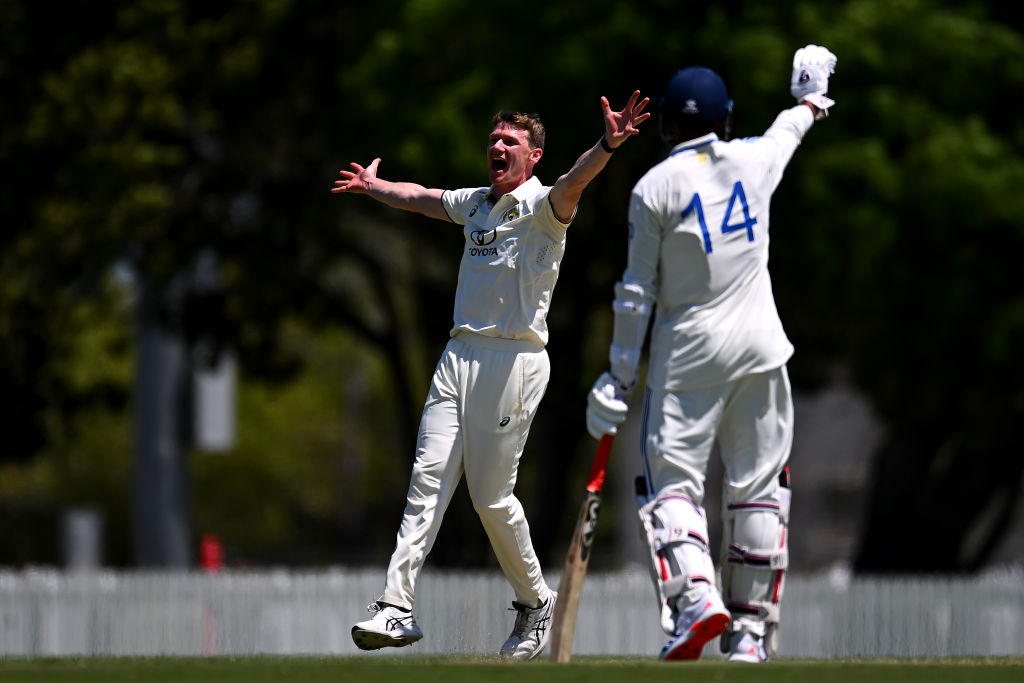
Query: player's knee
xmin=471 ymin=494 xmax=523 ymax=526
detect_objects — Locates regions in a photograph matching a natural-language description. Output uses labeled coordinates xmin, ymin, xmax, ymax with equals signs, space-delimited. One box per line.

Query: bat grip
xmin=585 ymin=434 xmax=614 ymax=493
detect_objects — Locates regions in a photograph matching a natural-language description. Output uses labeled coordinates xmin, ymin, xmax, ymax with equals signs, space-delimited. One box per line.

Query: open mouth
xmin=490 ymin=158 xmax=508 ymax=173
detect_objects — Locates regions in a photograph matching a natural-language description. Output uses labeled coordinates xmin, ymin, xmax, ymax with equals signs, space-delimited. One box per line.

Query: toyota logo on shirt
xmin=469 ymin=228 xmax=499 ymax=256
xmin=471 ymin=229 xmax=497 ymax=246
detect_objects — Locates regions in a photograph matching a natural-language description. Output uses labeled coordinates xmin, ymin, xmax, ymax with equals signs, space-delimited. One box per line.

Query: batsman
xmin=585 ymin=45 xmax=837 ymax=662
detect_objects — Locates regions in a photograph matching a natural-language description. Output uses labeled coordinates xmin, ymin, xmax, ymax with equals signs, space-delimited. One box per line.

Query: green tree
xmin=2 ymin=0 xmax=1023 ymax=572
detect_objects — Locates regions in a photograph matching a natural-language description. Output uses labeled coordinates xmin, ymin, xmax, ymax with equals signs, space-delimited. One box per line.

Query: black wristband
xmin=599 ymin=136 xmax=616 ymax=153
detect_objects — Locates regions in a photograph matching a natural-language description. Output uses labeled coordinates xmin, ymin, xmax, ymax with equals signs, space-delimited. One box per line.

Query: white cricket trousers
xmin=381 ymin=332 xmax=552 ymax=611
xmin=641 ymin=366 xmax=793 ymax=509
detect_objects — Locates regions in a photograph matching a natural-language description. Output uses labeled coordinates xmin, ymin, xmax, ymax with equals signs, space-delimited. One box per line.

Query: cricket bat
xmin=549 ymin=433 xmax=615 ymax=662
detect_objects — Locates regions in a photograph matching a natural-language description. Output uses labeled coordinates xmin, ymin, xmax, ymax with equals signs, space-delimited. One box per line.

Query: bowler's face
xmin=487 ymin=123 xmax=542 ymax=193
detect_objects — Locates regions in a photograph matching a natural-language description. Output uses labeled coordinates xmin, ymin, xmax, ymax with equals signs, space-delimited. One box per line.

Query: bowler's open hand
xmin=602 ymin=91 xmax=651 ymax=149
xmin=332 ymin=158 xmax=381 ymax=194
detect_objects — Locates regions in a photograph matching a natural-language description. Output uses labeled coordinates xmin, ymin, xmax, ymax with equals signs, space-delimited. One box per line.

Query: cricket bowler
xmin=331 ymin=90 xmax=650 ymax=660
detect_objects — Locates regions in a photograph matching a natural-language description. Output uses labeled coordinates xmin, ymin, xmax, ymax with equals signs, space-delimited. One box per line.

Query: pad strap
xmin=727 ymin=543 xmax=789 ymax=571
xmin=725 ymin=599 xmax=781 ymax=624
xmin=724 ymin=500 xmax=789 ymax=570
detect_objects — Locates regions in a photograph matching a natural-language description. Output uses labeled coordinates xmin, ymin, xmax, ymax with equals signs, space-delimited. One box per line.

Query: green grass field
xmin=1 ymin=656 xmax=1022 ymax=683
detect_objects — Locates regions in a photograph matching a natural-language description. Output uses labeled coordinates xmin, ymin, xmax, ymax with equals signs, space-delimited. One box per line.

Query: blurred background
xmin=2 ymin=0 xmax=1023 ymax=579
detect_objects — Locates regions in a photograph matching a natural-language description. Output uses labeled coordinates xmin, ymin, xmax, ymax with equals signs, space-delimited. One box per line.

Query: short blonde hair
xmin=492 ymin=111 xmax=546 ymax=150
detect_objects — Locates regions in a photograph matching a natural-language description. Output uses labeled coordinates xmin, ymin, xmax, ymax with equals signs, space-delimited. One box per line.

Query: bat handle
xmin=585 ymin=434 xmax=614 ymax=493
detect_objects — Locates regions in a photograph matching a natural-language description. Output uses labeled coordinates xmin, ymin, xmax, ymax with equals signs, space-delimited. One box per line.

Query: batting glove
xmin=790 ymin=44 xmax=837 ymax=119
xmin=586 ymin=372 xmax=630 ymax=440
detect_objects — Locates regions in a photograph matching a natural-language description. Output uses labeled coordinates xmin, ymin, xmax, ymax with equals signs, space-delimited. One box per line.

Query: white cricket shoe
xmin=727 ymin=631 xmax=769 ymax=663
xmin=351 ymin=600 xmax=423 ymax=650
xmin=499 ymin=591 xmax=557 ymax=661
xmin=659 ymin=586 xmax=730 ymax=661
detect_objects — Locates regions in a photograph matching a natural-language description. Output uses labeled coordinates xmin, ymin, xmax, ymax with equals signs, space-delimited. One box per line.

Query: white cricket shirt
xmin=442 ymin=175 xmax=571 ymax=346
xmin=626 ymin=105 xmax=815 ymax=390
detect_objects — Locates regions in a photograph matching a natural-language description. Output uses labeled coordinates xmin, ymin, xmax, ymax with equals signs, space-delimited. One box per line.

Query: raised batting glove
xmin=586 ymin=371 xmax=630 ymax=440
xmin=791 ymin=44 xmax=837 ymax=119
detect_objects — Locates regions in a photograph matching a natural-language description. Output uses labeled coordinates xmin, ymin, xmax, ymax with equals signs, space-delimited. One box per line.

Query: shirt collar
xmin=669 ymin=132 xmax=719 ymax=157
xmin=486 ymin=175 xmax=542 ymax=204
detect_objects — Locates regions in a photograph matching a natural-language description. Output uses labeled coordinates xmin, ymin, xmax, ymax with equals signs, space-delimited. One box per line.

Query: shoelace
xmin=508 ymin=602 xmax=549 ymax=637
xmin=508 ymin=605 xmax=530 ymax=637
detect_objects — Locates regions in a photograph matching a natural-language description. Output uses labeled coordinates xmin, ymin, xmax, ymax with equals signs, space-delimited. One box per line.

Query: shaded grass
xmin=0 ymin=656 xmax=1021 ymax=683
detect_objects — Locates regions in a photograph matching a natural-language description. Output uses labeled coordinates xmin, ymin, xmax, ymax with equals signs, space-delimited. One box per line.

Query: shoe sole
xmin=728 ymin=652 xmax=765 ymax=663
xmin=660 ymin=612 xmax=730 ymax=661
xmin=351 ymin=627 xmax=422 ymax=651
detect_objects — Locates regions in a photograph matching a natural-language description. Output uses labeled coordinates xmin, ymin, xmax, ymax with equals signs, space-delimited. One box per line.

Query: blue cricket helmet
xmin=659 ymin=66 xmax=733 ymax=130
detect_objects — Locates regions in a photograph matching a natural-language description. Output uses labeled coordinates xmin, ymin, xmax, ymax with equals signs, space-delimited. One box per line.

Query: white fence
xmin=1 ymin=566 xmax=1021 ymax=658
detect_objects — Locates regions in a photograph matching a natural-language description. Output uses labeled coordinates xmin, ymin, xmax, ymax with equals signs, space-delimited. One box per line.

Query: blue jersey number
xmin=681 ymin=181 xmax=758 ymax=254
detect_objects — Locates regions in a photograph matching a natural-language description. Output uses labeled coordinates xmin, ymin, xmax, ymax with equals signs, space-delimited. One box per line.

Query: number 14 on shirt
xmin=681 ymin=180 xmax=758 ymax=254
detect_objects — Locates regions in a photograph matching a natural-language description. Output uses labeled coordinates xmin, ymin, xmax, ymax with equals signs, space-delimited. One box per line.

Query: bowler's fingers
xmin=330 ymin=167 xmax=356 ymax=193
xmin=629 ymin=110 xmax=652 ymax=131
xmin=612 ymin=92 xmax=651 ymax=137
xmin=621 ymin=110 xmax=652 ymax=138
xmin=331 ymin=177 xmax=353 ymax=193
xmin=623 ymin=90 xmax=642 ymax=111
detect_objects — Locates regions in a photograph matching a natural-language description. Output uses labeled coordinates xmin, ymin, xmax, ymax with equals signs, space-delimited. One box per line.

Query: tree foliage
xmin=1 ymin=0 xmax=1022 ymax=572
